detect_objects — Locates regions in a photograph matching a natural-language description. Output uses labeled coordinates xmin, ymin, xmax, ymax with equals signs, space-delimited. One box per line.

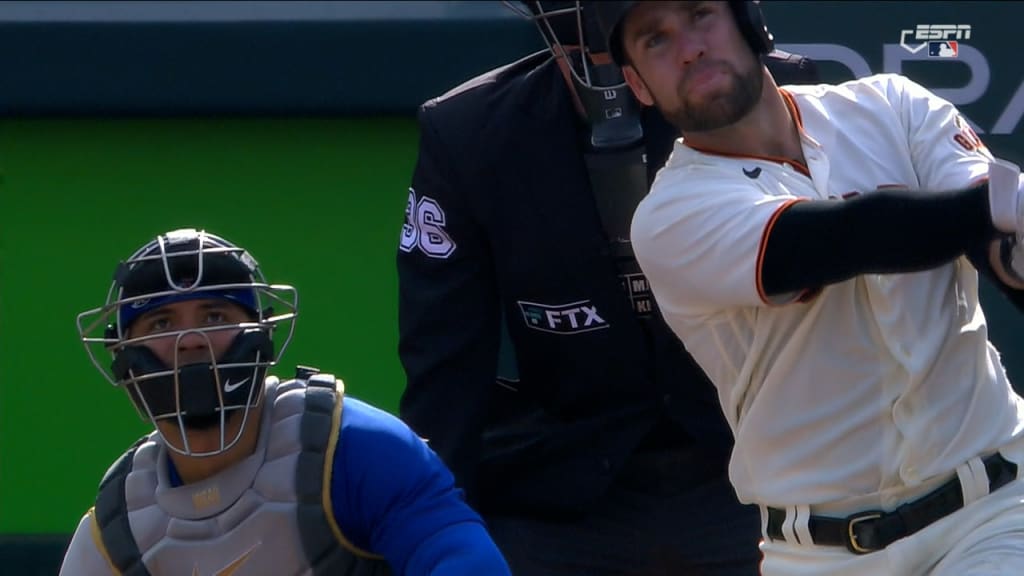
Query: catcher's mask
xmin=505 ymin=1 xmax=643 ymax=150
xmin=77 ymin=228 xmax=298 ymax=457
xmin=595 ymin=1 xmax=775 ymax=67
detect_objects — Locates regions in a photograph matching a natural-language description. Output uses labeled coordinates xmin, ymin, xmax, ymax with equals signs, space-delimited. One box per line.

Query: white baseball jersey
xmin=631 ymin=73 xmax=1024 ymax=508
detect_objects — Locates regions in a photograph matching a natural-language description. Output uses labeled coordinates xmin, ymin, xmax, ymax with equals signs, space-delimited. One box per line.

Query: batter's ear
xmin=623 ymin=65 xmax=654 ymax=107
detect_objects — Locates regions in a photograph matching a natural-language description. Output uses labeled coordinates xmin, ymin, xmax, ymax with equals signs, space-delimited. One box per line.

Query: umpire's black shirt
xmin=397 ymin=49 xmax=819 ymax=517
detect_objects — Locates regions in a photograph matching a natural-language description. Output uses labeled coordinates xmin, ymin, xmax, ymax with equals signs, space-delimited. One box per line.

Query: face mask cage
xmin=504 ymin=1 xmax=627 ymax=92
xmin=76 ymin=229 xmax=299 ymax=456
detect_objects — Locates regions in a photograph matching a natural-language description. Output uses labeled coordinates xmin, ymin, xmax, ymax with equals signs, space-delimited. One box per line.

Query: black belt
xmin=766 ymin=452 xmax=1018 ymax=554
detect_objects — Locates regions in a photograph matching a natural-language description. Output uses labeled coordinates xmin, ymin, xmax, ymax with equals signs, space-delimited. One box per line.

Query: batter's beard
xmin=660 ymin=58 xmax=763 ymax=133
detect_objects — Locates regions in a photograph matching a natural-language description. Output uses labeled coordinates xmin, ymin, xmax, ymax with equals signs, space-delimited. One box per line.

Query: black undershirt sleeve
xmin=760 ymin=183 xmax=995 ymax=296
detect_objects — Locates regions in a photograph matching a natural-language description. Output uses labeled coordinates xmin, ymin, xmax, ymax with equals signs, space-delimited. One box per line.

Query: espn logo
xmin=899 ymin=24 xmax=971 ymax=55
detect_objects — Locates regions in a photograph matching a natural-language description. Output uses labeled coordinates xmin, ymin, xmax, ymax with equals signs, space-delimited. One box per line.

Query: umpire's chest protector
xmin=93 ymin=376 xmax=391 ymax=576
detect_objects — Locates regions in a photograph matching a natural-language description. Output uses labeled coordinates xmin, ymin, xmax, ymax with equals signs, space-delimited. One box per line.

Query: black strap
xmin=296 ymin=371 xmax=343 ymax=574
xmin=766 ymin=452 xmax=1018 ymax=554
xmin=295 ymin=369 xmax=392 ymax=575
xmin=295 ymin=364 xmax=322 ymax=381
xmin=94 ymin=437 xmax=151 ymax=576
xmin=583 ymin=146 xmax=658 ymax=320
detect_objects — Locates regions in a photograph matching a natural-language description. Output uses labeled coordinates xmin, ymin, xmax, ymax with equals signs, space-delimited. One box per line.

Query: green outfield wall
xmin=0 ymin=116 xmax=419 ymax=529
xmin=0 ymin=118 xmax=422 ymax=573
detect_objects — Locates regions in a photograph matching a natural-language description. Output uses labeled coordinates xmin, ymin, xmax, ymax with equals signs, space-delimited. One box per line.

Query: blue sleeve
xmin=330 ymin=397 xmax=511 ymax=576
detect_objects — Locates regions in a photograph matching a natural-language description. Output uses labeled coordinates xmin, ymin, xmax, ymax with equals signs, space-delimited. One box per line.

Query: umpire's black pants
xmin=484 ymin=447 xmax=761 ymax=576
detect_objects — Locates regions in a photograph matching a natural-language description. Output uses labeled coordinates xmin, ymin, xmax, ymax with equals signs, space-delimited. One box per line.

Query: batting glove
xmin=987 ymin=158 xmax=1024 ymax=237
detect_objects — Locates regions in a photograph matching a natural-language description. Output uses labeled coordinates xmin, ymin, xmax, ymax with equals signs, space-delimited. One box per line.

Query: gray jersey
xmin=60 ymin=374 xmax=391 ymax=576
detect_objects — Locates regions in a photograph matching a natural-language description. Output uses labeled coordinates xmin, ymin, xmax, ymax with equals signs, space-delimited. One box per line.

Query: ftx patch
xmin=517 ymin=299 xmax=609 ymax=334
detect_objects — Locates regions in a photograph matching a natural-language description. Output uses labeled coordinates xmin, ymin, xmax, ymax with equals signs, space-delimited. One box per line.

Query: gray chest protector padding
xmin=92 ymin=370 xmax=392 ymax=576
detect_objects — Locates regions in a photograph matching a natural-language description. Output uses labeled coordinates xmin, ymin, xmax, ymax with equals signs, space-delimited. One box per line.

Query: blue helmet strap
xmin=118 ymin=289 xmax=258 ymax=333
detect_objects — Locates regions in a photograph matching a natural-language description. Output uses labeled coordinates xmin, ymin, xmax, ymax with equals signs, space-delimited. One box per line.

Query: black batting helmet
xmin=598 ymin=1 xmax=775 ymax=66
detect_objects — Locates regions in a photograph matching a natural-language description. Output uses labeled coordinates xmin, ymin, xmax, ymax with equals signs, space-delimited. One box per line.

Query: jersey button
xmin=663 ymin=394 xmax=672 ymax=406
xmin=601 ymin=458 xmax=612 ymax=473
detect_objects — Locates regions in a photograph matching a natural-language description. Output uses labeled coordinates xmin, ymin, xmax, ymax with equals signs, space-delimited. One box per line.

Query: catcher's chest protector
xmin=92 ymin=373 xmax=392 ymax=576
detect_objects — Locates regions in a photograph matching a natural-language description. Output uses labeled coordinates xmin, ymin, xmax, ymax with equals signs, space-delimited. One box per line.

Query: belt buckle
xmin=845 ymin=511 xmax=882 ymax=555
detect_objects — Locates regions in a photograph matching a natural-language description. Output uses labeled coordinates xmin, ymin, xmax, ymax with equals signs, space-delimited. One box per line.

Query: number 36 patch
xmin=400 ymin=188 xmax=456 ymax=259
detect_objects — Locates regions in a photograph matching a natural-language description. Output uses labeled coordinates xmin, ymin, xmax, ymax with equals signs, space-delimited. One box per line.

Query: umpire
xmin=396 ymin=2 xmax=819 ymax=574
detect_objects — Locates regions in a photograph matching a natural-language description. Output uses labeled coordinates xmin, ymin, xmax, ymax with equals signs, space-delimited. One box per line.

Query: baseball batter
xmin=595 ymin=1 xmax=1024 ymax=575
xmin=61 ymin=228 xmax=511 ymax=575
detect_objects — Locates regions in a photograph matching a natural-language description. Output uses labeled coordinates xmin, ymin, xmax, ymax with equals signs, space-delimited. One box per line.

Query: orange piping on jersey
xmin=756 ymin=198 xmax=810 ymax=305
xmin=779 ymin=89 xmax=804 ymax=131
xmin=684 ymin=89 xmax=811 ymax=178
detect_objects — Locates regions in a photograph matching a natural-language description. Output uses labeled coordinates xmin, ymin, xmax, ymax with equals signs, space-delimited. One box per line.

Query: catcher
xmin=60 ymin=228 xmax=510 ymax=575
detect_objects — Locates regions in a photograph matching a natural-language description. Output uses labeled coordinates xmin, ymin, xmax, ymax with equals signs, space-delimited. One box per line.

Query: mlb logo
xmin=928 ymin=41 xmax=958 ymax=58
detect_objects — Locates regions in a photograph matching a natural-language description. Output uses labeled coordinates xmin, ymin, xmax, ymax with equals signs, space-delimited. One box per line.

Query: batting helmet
xmin=597 ymin=1 xmax=775 ymax=66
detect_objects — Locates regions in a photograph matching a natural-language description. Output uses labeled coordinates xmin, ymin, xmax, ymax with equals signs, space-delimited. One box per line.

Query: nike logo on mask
xmin=743 ymin=167 xmax=762 ymax=179
xmin=223 ymin=377 xmax=250 ymax=393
